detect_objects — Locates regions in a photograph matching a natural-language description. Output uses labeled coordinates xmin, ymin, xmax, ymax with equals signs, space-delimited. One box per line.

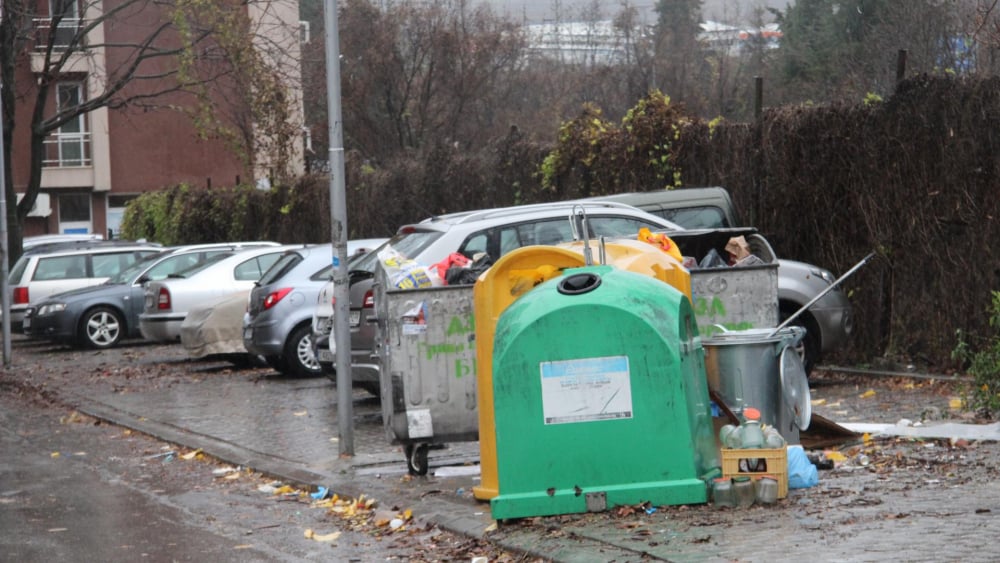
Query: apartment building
xmin=9 ymin=0 xmax=305 ymax=238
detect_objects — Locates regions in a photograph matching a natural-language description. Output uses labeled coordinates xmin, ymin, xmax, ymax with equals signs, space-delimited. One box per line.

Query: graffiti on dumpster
xmin=692 ymin=296 xmax=755 ymax=336
xmin=693 ymin=296 xmax=726 ymax=317
xmin=419 ymin=341 xmax=466 ymax=359
xmin=410 ymin=312 xmax=477 ymax=379
xmin=446 ymin=313 xmax=474 ymax=336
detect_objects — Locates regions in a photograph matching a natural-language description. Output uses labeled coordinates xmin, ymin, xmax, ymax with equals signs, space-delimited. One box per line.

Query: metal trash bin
xmin=373 ymin=271 xmax=479 ymax=475
xmin=703 ymin=327 xmax=811 ymax=443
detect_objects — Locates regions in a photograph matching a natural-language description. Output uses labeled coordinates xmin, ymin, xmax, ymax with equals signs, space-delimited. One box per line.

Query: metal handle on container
xmin=769 ymin=252 xmax=875 ymax=338
xmin=571 ymin=204 xmax=594 ymax=266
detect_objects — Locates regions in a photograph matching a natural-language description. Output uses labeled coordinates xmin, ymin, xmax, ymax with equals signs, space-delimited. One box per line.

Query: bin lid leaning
xmin=780 ymin=345 xmax=811 ymax=430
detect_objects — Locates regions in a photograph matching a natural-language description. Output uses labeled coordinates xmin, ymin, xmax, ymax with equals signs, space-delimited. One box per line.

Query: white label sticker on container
xmin=539 ymin=356 xmax=633 ymax=425
xmin=406 ymin=408 xmax=434 ymax=438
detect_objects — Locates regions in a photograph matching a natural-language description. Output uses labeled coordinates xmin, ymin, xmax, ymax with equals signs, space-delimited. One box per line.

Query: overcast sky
xmin=479 ymin=0 xmax=793 ymax=25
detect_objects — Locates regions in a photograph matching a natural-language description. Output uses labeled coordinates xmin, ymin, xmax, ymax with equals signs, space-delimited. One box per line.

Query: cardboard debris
xmin=842 ymin=420 xmax=1000 ymax=441
xmin=800 ymin=412 xmax=860 ymax=449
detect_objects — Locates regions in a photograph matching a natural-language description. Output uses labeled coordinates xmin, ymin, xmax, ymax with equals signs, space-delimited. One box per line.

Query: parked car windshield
xmin=652 ymin=206 xmax=729 ymax=229
xmin=165 ymin=252 xmax=234 ymax=278
xmin=106 ymin=251 xmax=172 ymax=284
xmin=257 ymin=252 xmax=303 ymax=286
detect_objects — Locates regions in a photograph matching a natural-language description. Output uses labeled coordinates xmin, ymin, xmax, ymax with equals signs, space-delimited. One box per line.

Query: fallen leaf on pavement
xmin=824 ymin=450 xmax=847 ymax=462
xmin=304 ymin=528 xmax=341 ymax=542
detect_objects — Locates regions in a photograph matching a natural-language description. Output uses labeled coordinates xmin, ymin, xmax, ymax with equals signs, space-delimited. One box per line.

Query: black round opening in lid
xmin=557 ymin=272 xmax=602 ymax=295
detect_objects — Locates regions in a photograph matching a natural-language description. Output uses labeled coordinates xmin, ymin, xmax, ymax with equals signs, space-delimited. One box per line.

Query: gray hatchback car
xmin=243 ymin=245 xmax=333 ymax=377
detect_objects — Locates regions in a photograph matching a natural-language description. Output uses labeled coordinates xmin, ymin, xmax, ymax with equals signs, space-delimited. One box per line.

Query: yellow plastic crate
xmin=721 ymin=448 xmax=788 ymax=499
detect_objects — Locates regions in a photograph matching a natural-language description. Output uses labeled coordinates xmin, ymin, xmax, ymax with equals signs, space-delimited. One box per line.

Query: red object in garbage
xmin=432 ymin=252 xmax=471 ymax=282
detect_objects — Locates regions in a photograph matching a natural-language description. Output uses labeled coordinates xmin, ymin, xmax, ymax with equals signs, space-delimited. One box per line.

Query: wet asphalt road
xmin=7 ymin=335 xmax=1000 ymax=562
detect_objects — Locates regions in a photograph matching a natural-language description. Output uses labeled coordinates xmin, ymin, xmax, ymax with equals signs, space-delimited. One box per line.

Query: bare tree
xmin=335 ymin=0 xmax=525 ymax=160
xmin=0 ymin=0 xmax=300 ymax=259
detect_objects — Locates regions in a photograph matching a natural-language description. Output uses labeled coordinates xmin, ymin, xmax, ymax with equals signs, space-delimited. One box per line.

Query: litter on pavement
xmin=842 ymin=419 xmax=1000 ymax=441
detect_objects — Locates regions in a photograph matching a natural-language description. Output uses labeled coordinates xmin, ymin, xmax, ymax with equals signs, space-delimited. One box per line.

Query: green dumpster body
xmin=490 ymin=265 xmax=719 ymax=520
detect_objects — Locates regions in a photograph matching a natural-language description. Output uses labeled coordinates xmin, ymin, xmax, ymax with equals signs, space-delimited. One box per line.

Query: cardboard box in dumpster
xmin=669 ymin=228 xmax=779 ymax=337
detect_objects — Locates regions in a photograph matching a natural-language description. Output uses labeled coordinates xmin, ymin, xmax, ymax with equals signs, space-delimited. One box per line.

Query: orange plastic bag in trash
xmin=637 ymin=228 xmax=683 ymax=262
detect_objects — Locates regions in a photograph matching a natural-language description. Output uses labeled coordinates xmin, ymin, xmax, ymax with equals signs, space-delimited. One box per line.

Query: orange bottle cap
xmin=743 ymin=407 xmax=761 ymax=420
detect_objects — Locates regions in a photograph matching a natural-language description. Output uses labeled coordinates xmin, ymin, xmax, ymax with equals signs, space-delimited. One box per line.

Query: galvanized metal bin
xmin=373 ymin=270 xmax=478 ymax=475
xmin=670 ymin=228 xmax=779 ymax=337
xmin=703 ymin=326 xmax=809 ymax=443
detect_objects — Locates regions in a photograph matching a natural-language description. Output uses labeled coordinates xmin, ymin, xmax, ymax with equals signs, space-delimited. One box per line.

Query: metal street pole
xmin=324 ymin=0 xmax=353 ymax=455
xmin=0 ymin=2 xmax=12 ymax=367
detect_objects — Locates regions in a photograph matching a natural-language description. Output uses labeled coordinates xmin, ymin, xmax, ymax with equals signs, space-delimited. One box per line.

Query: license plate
xmin=350 ymin=310 xmax=361 ymax=326
xmin=318 ymin=349 xmax=334 ymax=363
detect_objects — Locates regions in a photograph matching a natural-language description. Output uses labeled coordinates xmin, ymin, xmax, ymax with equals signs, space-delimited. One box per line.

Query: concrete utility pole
xmin=324 ymin=0 xmax=353 ymax=455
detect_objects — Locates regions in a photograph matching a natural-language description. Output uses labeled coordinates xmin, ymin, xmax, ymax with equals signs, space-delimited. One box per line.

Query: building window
xmin=43 ymin=82 xmax=91 ymax=168
xmin=34 ymin=0 xmax=82 ymax=51
xmin=59 ymin=193 xmax=92 ymax=234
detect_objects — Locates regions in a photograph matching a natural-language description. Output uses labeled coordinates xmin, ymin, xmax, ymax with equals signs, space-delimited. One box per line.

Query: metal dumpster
xmin=669 ymin=228 xmax=779 ymax=337
xmin=373 ymin=269 xmax=478 ymax=475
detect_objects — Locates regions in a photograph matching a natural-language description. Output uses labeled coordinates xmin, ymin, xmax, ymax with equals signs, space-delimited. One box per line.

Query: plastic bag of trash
xmin=445 ymin=253 xmax=493 ymax=285
xmin=734 ymin=254 xmax=766 ymax=267
xmin=378 ymin=246 xmax=441 ymax=289
xmin=432 ymin=252 xmax=471 ymax=281
xmin=699 ymin=248 xmax=728 ymax=269
xmin=787 ymin=445 xmax=819 ymax=489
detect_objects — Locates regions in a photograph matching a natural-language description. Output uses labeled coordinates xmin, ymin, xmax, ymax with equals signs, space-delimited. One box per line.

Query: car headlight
xmin=37 ymin=303 xmax=67 ymax=316
xmin=811 ymin=267 xmax=836 ymax=285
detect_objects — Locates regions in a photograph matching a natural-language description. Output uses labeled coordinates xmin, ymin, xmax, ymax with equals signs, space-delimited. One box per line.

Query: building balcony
xmin=44 ymin=132 xmax=92 ymax=168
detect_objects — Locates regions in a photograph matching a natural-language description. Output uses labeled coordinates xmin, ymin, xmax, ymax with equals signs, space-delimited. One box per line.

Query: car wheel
xmin=79 ymin=306 xmax=124 ymax=349
xmin=282 ymin=324 xmax=322 ymax=377
xmin=779 ymin=306 xmax=820 ymax=376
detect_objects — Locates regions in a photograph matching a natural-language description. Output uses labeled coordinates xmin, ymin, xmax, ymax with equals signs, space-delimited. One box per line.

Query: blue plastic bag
xmin=787 ymin=445 xmax=818 ymax=489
